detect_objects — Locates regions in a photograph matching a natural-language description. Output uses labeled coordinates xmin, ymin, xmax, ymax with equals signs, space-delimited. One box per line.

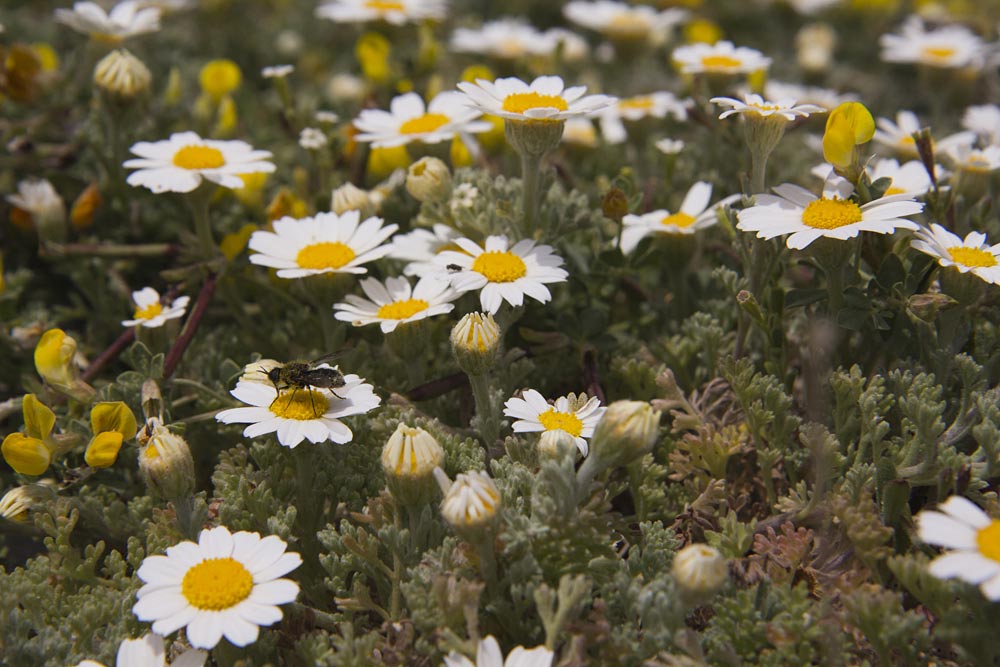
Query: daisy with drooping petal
xmin=563 ymin=1 xmax=687 ymax=43
xmin=711 ymin=92 xmax=824 ymax=121
xmin=77 ymin=634 xmax=206 ymax=667
xmin=55 ymin=1 xmax=160 ymax=43
xmin=671 ymin=41 xmax=772 ymax=76
xmin=124 ymin=132 xmax=275 ymax=194
xmin=736 ymin=178 xmax=923 ymax=250
xmin=132 ymin=526 xmax=301 ymax=649
xmin=620 ymin=182 xmax=739 ymax=254
xmin=962 ymin=104 xmax=1000 ymax=145
xmin=389 ymin=224 xmax=466 ymax=277
xmin=121 ymin=287 xmax=189 ymax=328
xmin=916 ymin=495 xmax=1000 ymax=600
xmin=436 ymin=235 xmax=569 ymax=314
xmin=941 ymin=143 xmax=1000 ymax=175
xmin=247 ymin=211 xmax=398 ymax=279
xmin=869 ymin=158 xmax=934 ymax=197
xmin=444 ymin=635 xmax=553 ymax=667
xmin=911 ymin=224 xmax=1000 ymax=285
xmin=315 ymin=0 xmax=445 ymax=24
xmin=880 ymin=16 xmax=986 ymax=70
xmin=216 ymin=368 xmax=380 ymax=447
xmin=503 ymin=389 xmax=606 ymax=456
xmin=599 ymin=91 xmax=689 ymax=144
xmin=873 ymin=110 xmax=975 ymax=159
xmin=333 ymin=276 xmax=459 ymax=333
xmin=457 ymin=76 xmax=615 ymax=124
xmin=353 ymin=91 xmax=491 ymax=148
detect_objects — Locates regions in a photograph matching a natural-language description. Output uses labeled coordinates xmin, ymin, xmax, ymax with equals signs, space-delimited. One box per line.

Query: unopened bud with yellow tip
xmin=138 ymin=421 xmax=195 ymax=499
xmin=587 ymin=400 xmax=661 ymax=470
xmin=381 ymin=423 xmax=445 ymax=505
xmin=450 ymin=312 xmax=501 ymax=376
xmin=673 ymin=543 xmax=728 ymax=598
xmin=406 ymin=157 xmax=451 ymax=203
xmin=93 ymin=48 xmax=151 ymax=99
xmin=0 ymin=481 xmax=56 ymax=522
xmin=434 ymin=468 xmax=501 ymax=533
xmin=332 ymin=182 xmax=378 ymax=218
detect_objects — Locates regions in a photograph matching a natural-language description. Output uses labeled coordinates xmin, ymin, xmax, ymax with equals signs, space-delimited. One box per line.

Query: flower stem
xmin=390 ymin=507 xmax=403 ymax=620
xmin=186 ymin=187 xmax=217 ymax=260
xmin=521 ymin=152 xmax=540 ymax=238
xmin=468 ymin=372 xmax=499 ymax=459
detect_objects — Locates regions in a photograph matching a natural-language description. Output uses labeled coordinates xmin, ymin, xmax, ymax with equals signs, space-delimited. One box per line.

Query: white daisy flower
xmin=563 ymin=1 xmax=687 ymax=42
xmin=457 ymin=76 xmax=616 ymax=124
xmin=333 ymin=276 xmax=458 ymax=333
xmin=444 ymin=635 xmax=553 ymax=667
xmin=869 ymin=158 xmax=934 ymax=197
xmin=389 ymin=224 xmax=465 ymax=277
xmin=315 ymin=110 xmax=340 ymax=124
xmin=124 ymin=132 xmax=275 ymax=194
xmin=873 ymin=110 xmax=975 ymax=160
xmin=503 ymin=389 xmax=606 ymax=456
xmin=941 ymin=142 xmax=1000 ymax=174
xmin=132 ymin=526 xmax=301 ymax=649
xmin=710 ymin=92 xmax=825 ymax=121
xmin=435 ymin=235 xmax=569 ymax=314
xmin=353 ymin=91 xmax=491 ymax=149
xmin=599 ymin=92 xmax=689 ymax=145
xmin=880 ymin=16 xmax=986 ymax=69
xmin=620 ymin=182 xmax=739 ymax=255
xmin=962 ymin=104 xmax=1000 ymax=145
xmin=55 ymin=1 xmax=160 ymax=43
xmin=911 ymin=224 xmax=1000 ymax=285
xmin=671 ymin=41 xmax=772 ymax=76
xmin=299 ymin=127 xmax=329 ymax=150
xmin=261 ymin=64 xmax=294 ymax=79
xmin=76 ymin=634 xmax=206 ymax=667
xmin=916 ymin=495 xmax=1000 ymax=600
xmin=450 ymin=19 xmax=550 ymax=59
xmin=216 ymin=368 xmax=381 ymax=447
xmin=736 ymin=178 xmax=924 ymax=250
xmin=315 ymin=0 xmax=446 ymax=25
xmin=121 ymin=287 xmax=189 ymax=329
xmin=247 ymin=211 xmax=398 ymax=279
xmin=655 ymin=138 xmax=685 ymax=154
xmin=764 ymin=81 xmax=857 ymax=111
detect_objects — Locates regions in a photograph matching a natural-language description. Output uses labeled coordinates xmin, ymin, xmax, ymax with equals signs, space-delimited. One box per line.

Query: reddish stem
xmin=163 ymin=273 xmax=218 ymax=379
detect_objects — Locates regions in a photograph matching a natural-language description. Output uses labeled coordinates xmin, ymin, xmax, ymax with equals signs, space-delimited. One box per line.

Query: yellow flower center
xmin=365 ymin=0 xmax=405 ymax=9
xmin=134 ymin=302 xmax=163 ymax=321
xmin=801 ymin=198 xmax=863 ymax=230
xmin=749 ymin=102 xmax=781 ymax=112
xmin=976 ymin=521 xmax=1000 ymax=562
xmin=270 ymin=388 xmax=328 ymax=420
xmin=923 ymin=46 xmax=956 ymax=61
xmin=619 ymin=96 xmax=654 ymax=112
xmin=607 ymin=13 xmax=650 ymax=38
xmin=538 ymin=408 xmax=583 ymax=438
xmin=471 ymin=251 xmax=527 ymax=282
xmin=181 ymin=558 xmax=254 ymax=610
xmin=296 ymin=242 xmax=356 ymax=270
xmin=377 ymin=298 xmax=430 ymax=320
xmin=172 ymin=145 xmax=226 ymax=170
xmin=661 ymin=212 xmax=696 ymax=228
xmin=502 ymin=93 xmax=569 ymax=115
xmin=947 ymin=246 xmax=998 ymax=268
xmin=700 ymin=54 xmax=742 ymax=71
xmin=399 ymin=113 xmax=451 ymax=135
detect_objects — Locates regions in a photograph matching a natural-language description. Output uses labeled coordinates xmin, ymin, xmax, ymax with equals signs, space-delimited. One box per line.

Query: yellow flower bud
xmin=450 ymin=312 xmax=501 ymax=376
xmin=382 ymin=424 xmax=445 ymax=505
xmin=2 ymin=433 xmax=53 ymax=476
xmin=588 ymin=400 xmax=661 ymax=469
xmin=138 ymin=425 xmax=195 ymax=499
xmin=215 ymin=94 xmax=238 ymax=136
xmin=22 ymin=394 xmax=55 ymax=441
xmin=367 ymin=145 xmax=411 ymax=181
xmin=94 ymin=48 xmax=152 ymax=98
xmin=199 ymin=58 xmax=241 ymax=102
xmin=34 ymin=329 xmax=75 ymax=388
xmin=435 ymin=469 xmax=501 ymax=531
xmin=90 ymin=402 xmax=138 ymax=439
xmin=70 ymin=183 xmax=102 ymax=230
xmin=331 ymin=182 xmax=378 ymax=217
xmin=684 ymin=19 xmax=723 ymax=44
xmin=823 ymin=101 xmax=875 ymax=170
xmin=266 ymin=187 xmax=310 ymax=223
xmin=30 ymin=43 xmax=60 ymax=73
xmin=406 ymin=157 xmax=452 ymax=203
xmin=0 ymin=481 xmax=55 ymax=522
xmin=356 ymin=32 xmax=391 ymax=84
xmin=85 ymin=431 xmax=124 ymax=468
xmin=220 ymin=223 xmax=257 ymax=261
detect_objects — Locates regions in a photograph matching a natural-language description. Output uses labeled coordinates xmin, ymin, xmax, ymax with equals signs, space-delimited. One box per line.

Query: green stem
xmin=750 ymin=150 xmax=768 ymax=196
xmin=475 ymin=533 xmax=499 ymax=595
xmin=468 ymin=372 xmax=499 ymax=459
xmin=390 ymin=508 xmax=403 ymax=620
xmin=187 ymin=188 xmax=216 ymax=260
xmin=172 ymin=496 xmax=198 ymax=540
xmin=521 ymin=152 xmax=540 ymax=238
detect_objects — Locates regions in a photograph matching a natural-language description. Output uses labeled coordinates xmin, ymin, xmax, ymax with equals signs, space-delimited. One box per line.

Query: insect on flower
xmin=262 ymin=356 xmax=346 ymax=417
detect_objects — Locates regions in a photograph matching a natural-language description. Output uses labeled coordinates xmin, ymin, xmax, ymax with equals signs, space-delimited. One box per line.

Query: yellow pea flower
xmin=70 ymin=183 xmax=102 ymax=230
xmin=356 ymin=32 xmax=391 ymax=85
xmin=823 ymin=101 xmax=875 ymax=170
xmin=214 ymin=94 xmax=238 ymax=136
xmin=85 ymin=431 xmax=124 ymax=468
xmin=90 ymin=402 xmax=138 ymax=439
xmin=451 ymin=135 xmax=473 ymax=167
xmin=367 ymin=145 xmax=411 ymax=181
xmin=22 ymin=394 xmax=56 ymax=441
xmin=684 ymin=19 xmax=723 ymax=45
xmin=220 ymin=223 xmax=258 ymax=261
xmin=34 ymin=329 xmax=77 ymax=389
xmin=460 ymin=65 xmax=494 ymax=83
xmin=2 ymin=433 xmax=53 ymax=476
xmin=199 ymin=58 xmax=241 ymax=102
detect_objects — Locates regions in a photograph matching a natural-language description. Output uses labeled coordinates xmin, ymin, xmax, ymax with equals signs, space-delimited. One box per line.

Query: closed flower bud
xmin=435 ymin=468 xmax=501 ymax=532
xmin=450 ymin=312 xmax=501 ymax=376
xmin=537 ymin=429 xmax=580 ymax=461
xmin=70 ymin=183 xmax=102 ymax=230
xmin=2 ymin=433 xmax=53 ymax=476
xmin=602 ymin=187 xmax=629 ymax=222
xmin=199 ymin=58 xmax=241 ymax=102
xmin=327 ymin=73 xmax=367 ymax=103
xmin=0 ymin=481 xmax=55 ymax=522
xmin=138 ymin=425 xmax=195 ymax=499
xmin=93 ymin=48 xmax=151 ymax=98
xmin=405 ymin=157 xmax=452 ymax=203
xmin=85 ymin=431 xmax=124 ymax=468
xmin=331 ymin=182 xmax=377 ymax=218
xmin=381 ymin=424 xmax=445 ymax=505
xmin=672 ymin=543 xmax=728 ymax=597
xmin=588 ymin=400 xmax=661 ymax=469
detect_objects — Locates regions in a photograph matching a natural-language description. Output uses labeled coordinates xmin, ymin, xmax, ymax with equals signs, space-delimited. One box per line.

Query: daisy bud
xmin=0 ymin=481 xmax=55 ymax=522
xmin=537 ymin=429 xmax=579 ymax=462
xmin=138 ymin=424 xmax=195 ymax=500
xmin=331 ymin=182 xmax=378 ymax=218
xmin=435 ymin=468 xmax=502 ymax=533
xmin=588 ymin=400 xmax=661 ymax=469
xmin=602 ymin=187 xmax=630 ymax=223
xmin=1 ymin=433 xmax=53 ymax=476
xmin=406 ymin=157 xmax=452 ymax=203
xmin=381 ymin=423 xmax=445 ymax=505
xmin=672 ymin=543 xmax=728 ymax=598
xmin=93 ymin=49 xmax=152 ymax=99
xmin=450 ymin=312 xmax=501 ymax=376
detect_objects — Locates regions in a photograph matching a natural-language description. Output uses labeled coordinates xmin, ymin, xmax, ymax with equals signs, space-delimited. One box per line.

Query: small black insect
xmin=446 ymin=264 xmax=463 ymax=272
xmin=263 ymin=357 xmax=346 ymax=416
